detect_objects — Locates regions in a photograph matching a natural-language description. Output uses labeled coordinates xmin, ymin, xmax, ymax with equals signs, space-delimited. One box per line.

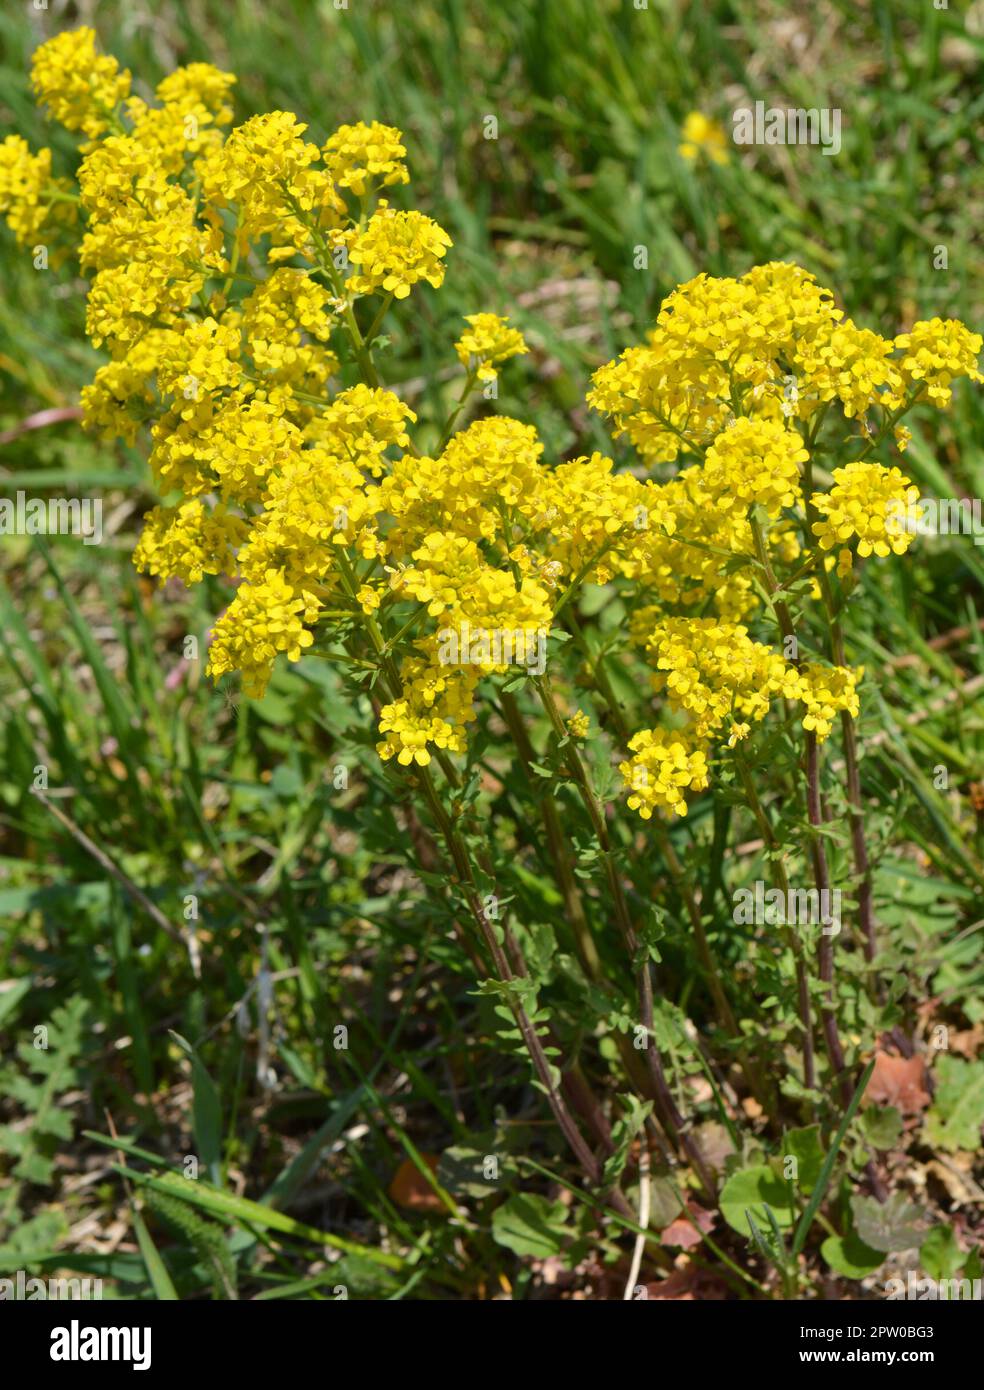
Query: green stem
xmin=733 ymin=748 xmax=816 ymax=1092
xmin=748 ymin=514 xmax=851 ymax=1108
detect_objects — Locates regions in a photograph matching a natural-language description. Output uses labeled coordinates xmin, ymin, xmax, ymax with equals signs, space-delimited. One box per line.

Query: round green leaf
xmin=719 ymin=1164 xmax=794 ymax=1236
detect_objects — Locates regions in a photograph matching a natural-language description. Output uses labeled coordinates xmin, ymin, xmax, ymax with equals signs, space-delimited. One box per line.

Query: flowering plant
xmin=4 ymin=28 xmax=982 ymax=1292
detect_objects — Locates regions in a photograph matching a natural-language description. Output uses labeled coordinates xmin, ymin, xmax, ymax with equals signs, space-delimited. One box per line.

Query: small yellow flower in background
xmin=30 ymin=28 xmax=131 ymax=139
xmin=0 ymin=136 xmax=75 ymax=248
xmin=894 ymin=424 xmax=912 ymax=452
xmin=727 ymin=722 xmax=751 ymax=748
xmin=679 ymin=111 xmax=729 ymax=165
xmin=323 ymin=121 xmax=409 ymax=196
xmin=455 ymin=313 xmax=528 ymax=382
xmin=155 ymin=63 xmax=237 ymax=125
xmin=566 ymin=709 xmax=590 ymax=739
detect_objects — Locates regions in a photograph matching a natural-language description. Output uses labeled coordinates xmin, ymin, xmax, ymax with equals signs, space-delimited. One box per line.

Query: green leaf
xmin=602 ymin=1094 xmax=653 ymax=1190
xmin=781 ymin=1126 xmax=824 ymax=1194
xmin=861 ymin=1106 xmax=903 ymax=1151
xmin=130 ymin=1203 xmax=178 ymax=1301
xmin=491 ymin=1193 xmax=569 ymax=1259
xmin=719 ymin=1165 xmax=794 ymax=1236
xmin=438 ymin=1146 xmax=516 ymax=1199
xmin=821 ymin=1232 xmax=885 ymax=1279
xmin=924 ymin=1056 xmax=984 ymax=1152
xmin=169 ymin=1032 xmax=223 ymax=1187
xmin=116 ymin=1168 xmax=403 ymax=1268
xmin=0 ymin=981 xmax=30 ymax=1030
xmin=920 ymin=1226 xmax=964 ymax=1281
xmin=851 ymin=1192 xmax=928 ymax=1253
xmin=791 ymin=1057 xmax=875 ymax=1260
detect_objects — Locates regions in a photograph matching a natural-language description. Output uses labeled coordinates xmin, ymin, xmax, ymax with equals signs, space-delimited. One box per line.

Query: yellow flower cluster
xmin=208 ymin=571 xmax=319 ymax=698
xmin=323 ymin=121 xmax=409 ymax=196
xmin=894 ymin=318 xmax=984 ymax=408
xmin=586 ymin=265 xmax=840 ymax=461
xmin=0 ymin=136 xmax=75 ymax=248
xmin=810 ymin=462 xmax=921 ymax=558
xmin=566 ymin=709 xmax=591 ymax=739
xmin=133 ymin=500 xmax=248 ymax=585
xmin=634 ymin=615 xmax=859 ymax=750
xmin=4 ymin=33 xmax=981 ymax=795
xmin=377 ymin=642 xmax=480 ymax=766
xmin=588 ymin=264 xmax=982 ymax=462
xmin=30 ymin=27 xmax=131 ymax=139
xmin=639 ymin=617 xmax=793 ymax=739
xmin=787 ymin=664 xmax=861 ymax=741
xmin=701 ymin=417 xmax=807 ymax=519
xmin=619 ymin=729 xmax=710 ymax=819
xmin=343 ymin=203 xmax=452 ymax=299
xmin=454 ymin=314 xmax=528 ymax=382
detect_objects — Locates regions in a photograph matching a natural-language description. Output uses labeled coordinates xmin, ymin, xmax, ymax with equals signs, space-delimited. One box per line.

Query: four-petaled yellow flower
xmin=679 ymin=111 xmax=729 ymax=165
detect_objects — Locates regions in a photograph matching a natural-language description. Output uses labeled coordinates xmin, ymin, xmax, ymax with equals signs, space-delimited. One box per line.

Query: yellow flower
xmin=379 ymin=415 xmax=543 ymax=554
xmin=785 ymin=664 xmax=861 ymax=742
xmin=197 ymin=111 xmax=342 ymax=257
xmin=811 ymin=461 xmax=921 ymax=558
xmin=376 ymin=645 xmax=479 ymax=765
xmin=133 ymin=500 xmax=248 ymax=584
xmin=31 ymin=28 xmax=131 ymax=139
xmin=344 ymin=203 xmax=452 ymax=300
xmin=307 ymin=384 xmax=416 ymax=476
xmin=567 ymin=709 xmax=591 ymax=739
xmin=679 ymin=112 xmax=729 ymax=165
xmin=0 ymin=135 xmax=75 ymax=248
xmin=156 ymin=63 xmax=236 ymax=126
xmin=241 ymin=268 xmax=338 ymax=386
xmin=640 ymin=616 xmax=793 ymax=740
xmin=587 ymin=265 xmax=841 ymax=461
xmin=81 ymin=329 xmax=173 ymax=444
xmin=794 ymin=319 xmax=904 ymax=421
xmin=620 ymin=728 xmax=710 ymax=819
xmin=323 ymin=121 xmax=409 ymax=196
xmin=701 ymin=417 xmax=807 ymax=519
xmin=207 ymin=570 xmax=319 ymax=698
xmin=356 ymin=583 xmax=383 ymax=614
xmin=894 ymin=318 xmax=984 ymax=408
xmin=454 ymin=313 xmax=528 ymax=382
